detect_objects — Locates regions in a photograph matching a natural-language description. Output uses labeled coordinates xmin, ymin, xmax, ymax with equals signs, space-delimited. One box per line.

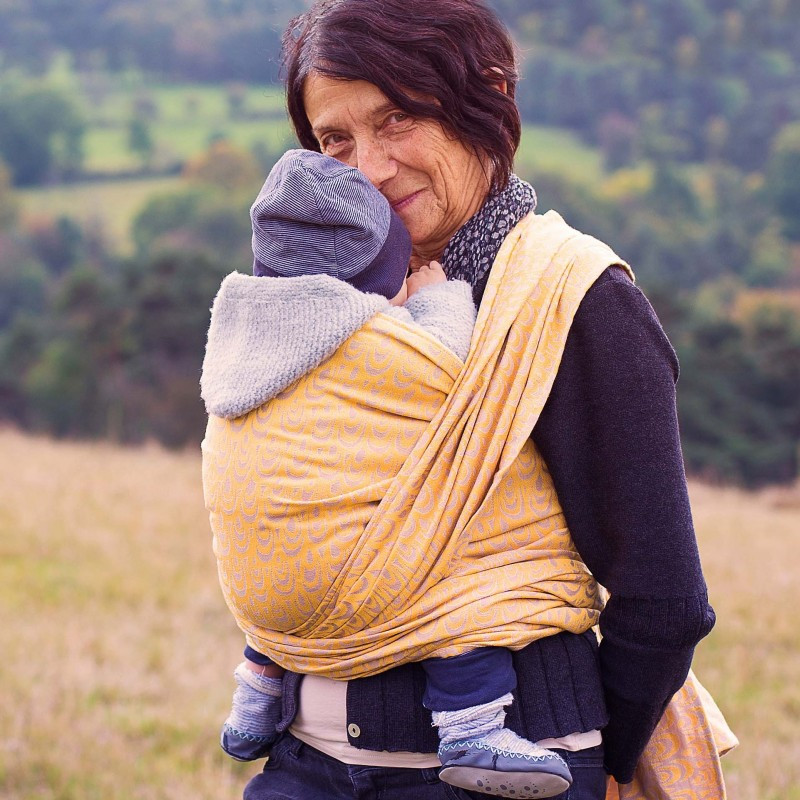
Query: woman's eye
xmin=320 ymin=134 xmax=347 ymax=153
xmin=382 ymin=112 xmax=413 ymax=136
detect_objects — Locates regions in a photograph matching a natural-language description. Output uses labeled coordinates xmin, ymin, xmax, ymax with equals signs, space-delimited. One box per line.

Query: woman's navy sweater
xmin=271 ymin=266 xmax=716 ymax=783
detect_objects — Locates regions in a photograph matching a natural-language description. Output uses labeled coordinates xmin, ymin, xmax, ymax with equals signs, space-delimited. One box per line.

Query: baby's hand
xmin=406 ymin=260 xmax=446 ymax=298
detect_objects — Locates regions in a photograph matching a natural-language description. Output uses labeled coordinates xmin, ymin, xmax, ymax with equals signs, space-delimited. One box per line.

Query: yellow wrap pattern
xmin=203 ymin=210 xmax=629 ymax=678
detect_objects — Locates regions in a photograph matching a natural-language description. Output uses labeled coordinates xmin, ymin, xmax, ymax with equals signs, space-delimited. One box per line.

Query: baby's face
xmin=389 ymin=279 xmax=408 ymax=307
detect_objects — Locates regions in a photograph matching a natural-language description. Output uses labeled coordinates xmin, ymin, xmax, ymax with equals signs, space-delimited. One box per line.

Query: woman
xmin=242 ymin=1 xmax=716 ymax=798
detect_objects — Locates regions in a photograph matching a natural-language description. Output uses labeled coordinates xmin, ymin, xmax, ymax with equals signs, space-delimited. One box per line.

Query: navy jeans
xmin=243 ymin=734 xmax=607 ymax=800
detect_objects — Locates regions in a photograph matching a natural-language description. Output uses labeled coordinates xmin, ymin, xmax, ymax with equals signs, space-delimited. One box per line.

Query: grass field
xmin=0 ymin=428 xmax=797 ymax=799
xmin=689 ymin=482 xmax=800 ymax=800
xmin=14 ymin=72 xmax=606 ymax=252
xmin=517 ymin=124 xmax=605 ymax=185
xmin=16 ymin=79 xmax=295 ymax=251
xmin=74 ymin=77 xmax=602 ymax=179
xmin=20 ymin=121 xmax=602 ymax=252
xmin=83 ymin=118 xmax=292 ymax=172
xmin=81 ymin=81 xmax=290 ymax=173
xmin=18 ymin=177 xmax=184 ymax=249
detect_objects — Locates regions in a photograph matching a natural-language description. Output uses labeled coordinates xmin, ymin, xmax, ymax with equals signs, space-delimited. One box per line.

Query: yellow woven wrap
xmin=202 ymin=210 xmax=631 ymax=678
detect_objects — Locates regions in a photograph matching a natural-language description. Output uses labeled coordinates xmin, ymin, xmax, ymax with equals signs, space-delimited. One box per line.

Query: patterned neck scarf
xmin=442 ymin=173 xmax=537 ymax=306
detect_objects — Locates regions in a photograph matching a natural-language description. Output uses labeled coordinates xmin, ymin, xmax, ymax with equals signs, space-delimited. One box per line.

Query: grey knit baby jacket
xmin=201 ymin=272 xmax=476 ymax=420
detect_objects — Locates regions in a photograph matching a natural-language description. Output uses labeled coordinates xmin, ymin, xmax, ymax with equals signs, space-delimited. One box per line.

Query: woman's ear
xmin=485 ymin=66 xmax=508 ymax=95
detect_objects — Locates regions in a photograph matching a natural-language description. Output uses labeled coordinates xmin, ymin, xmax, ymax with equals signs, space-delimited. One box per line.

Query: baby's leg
xmin=246 ymin=656 xmax=285 ymax=678
xmin=423 ymin=648 xmax=572 ymax=799
xmin=221 ymin=657 xmax=284 ymax=761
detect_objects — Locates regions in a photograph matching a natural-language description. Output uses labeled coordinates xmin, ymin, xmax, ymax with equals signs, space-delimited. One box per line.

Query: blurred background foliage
xmin=0 ymin=0 xmax=799 ymax=486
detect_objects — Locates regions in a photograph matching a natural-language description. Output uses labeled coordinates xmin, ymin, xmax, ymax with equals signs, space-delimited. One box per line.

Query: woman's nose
xmin=355 ymin=139 xmax=398 ymax=189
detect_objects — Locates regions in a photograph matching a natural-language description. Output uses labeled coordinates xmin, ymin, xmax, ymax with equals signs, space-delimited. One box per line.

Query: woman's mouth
xmin=390 ymin=190 xmax=424 ymax=212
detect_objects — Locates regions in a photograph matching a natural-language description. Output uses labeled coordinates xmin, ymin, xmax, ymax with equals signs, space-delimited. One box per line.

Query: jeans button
xmin=348 ymin=723 xmax=361 ymax=738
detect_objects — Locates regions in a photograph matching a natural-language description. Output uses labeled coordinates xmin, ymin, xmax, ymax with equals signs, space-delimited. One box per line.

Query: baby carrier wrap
xmin=202 ymin=211 xmax=622 ymax=678
xmin=202 ymin=210 xmax=735 ymax=797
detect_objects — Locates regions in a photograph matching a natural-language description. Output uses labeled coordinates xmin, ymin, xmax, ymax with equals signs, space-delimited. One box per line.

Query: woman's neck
xmin=411 ymin=190 xmax=490 ymax=267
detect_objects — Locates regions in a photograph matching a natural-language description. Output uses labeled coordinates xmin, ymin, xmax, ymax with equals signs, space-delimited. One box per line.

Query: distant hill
xmin=508 ymin=1 xmax=800 ymax=172
xmin=1 ymin=2 xmax=799 ymax=485
xmin=0 ymin=0 xmax=308 ymax=81
xmin=2 ymin=1 xmax=798 ymax=172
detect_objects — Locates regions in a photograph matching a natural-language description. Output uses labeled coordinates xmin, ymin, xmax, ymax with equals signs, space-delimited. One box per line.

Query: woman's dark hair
xmin=282 ymin=0 xmax=520 ymax=193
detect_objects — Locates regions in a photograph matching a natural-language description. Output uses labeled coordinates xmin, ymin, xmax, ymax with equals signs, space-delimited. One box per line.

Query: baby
xmin=212 ymin=149 xmax=573 ymax=798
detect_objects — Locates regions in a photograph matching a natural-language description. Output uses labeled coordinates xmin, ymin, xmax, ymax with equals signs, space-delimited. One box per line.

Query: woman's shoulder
xmin=577 ymin=263 xmax=655 ymax=326
xmin=587 ymin=264 xmax=633 ymax=290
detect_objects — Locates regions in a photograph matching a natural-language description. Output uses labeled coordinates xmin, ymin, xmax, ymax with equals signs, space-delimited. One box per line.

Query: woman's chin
xmin=401 ymin=214 xmax=445 ymax=258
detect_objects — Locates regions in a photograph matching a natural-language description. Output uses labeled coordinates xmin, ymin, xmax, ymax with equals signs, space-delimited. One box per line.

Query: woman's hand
xmin=406 ymin=260 xmax=447 ymax=297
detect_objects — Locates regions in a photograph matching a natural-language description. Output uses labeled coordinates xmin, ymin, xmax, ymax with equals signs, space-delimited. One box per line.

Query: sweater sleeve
xmin=533 ymin=268 xmax=716 ymax=783
xmin=401 ymin=280 xmax=476 ymax=362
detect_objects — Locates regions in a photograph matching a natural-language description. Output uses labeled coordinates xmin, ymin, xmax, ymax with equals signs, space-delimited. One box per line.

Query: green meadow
xmin=19 ymin=77 xmax=605 ymax=252
xmin=517 ymin=125 xmax=605 ymax=186
xmin=82 ymin=84 xmax=292 ymax=174
xmin=19 ymin=177 xmax=183 ymax=246
xmin=0 ymin=428 xmax=797 ymax=799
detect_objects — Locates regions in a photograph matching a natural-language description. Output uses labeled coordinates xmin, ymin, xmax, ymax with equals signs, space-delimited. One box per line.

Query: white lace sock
xmin=224 ymin=661 xmax=283 ymax=738
xmin=432 ymin=692 xmax=564 ymax=759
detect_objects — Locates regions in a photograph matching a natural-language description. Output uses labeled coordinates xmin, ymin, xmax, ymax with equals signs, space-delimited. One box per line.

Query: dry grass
xmin=0 ymin=428 xmax=250 ymax=800
xmin=0 ymin=428 xmax=798 ymax=799
xmin=689 ymin=483 xmax=800 ymax=800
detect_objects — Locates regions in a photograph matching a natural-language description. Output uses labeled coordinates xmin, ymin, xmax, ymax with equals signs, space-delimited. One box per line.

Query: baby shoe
xmin=438 ymin=737 xmax=572 ymax=799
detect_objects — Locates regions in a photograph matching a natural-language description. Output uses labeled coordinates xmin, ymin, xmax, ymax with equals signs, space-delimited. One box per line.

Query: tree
xmin=0 ymin=82 xmax=85 ymax=186
xmin=119 ymin=250 xmax=230 ymax=445
xmin=0 ymin=258 xmax=47 ymax=329
xmin=131 ymin=185 xmax=251 ymax=265
xmin=127 ymin=116 xmax=155 ymax=169
xmin=23 ymin=265 xmax=128 ymax=438
xmin=183 ymin=140 xmax=262 ymax=193
xmin=766 ymin=123 xmax=800 ymax=241
xmin=596 ymin=112 xmax=639 ymax=171
xmin=225 ymin=82 xmax=247 ymax=119
xmin=26 ymin=216 xmax=86 ymax=276
xmin=676 ymin=285 xmax=800 ymax=486
xmin=0 ymin=315 xmax=45 ymax=426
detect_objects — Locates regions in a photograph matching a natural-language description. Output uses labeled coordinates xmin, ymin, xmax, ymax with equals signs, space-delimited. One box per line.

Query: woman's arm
xmin=533 ymin=267 xmax=716 ymax=783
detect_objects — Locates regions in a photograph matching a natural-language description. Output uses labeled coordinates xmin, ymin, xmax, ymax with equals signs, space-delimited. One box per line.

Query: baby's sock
xmin=221 ymin=661 xmax=282 ymax=759
xmin=432 ymin=692 xmax=560 ymax=757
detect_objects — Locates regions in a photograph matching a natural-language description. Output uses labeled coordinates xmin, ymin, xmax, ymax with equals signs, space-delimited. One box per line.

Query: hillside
xmin=0 ymin=429 xmax=798 ymax=798
xmin=1 ymin=0 xmax=799 ymax=487
xmin=3 ymin=0 xmax=798 ymax=174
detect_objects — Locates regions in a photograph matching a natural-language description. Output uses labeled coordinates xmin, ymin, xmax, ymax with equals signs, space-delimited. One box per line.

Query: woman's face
xmin=303 ymin=73 xmax=492 ymax=262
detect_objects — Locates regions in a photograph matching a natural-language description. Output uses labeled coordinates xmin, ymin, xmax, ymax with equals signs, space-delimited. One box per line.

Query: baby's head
xmin=250 ymin=149 xmax=411 ymax=301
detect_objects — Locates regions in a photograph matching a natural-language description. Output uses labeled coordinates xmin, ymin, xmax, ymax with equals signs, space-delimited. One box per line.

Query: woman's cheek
xmin=402 ymin=192 xmax=439 ymax=243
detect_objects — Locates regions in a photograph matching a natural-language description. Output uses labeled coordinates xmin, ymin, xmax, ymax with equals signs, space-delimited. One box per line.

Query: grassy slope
xmin=517 ymin=124 xmax=604 ymax=185
xmin=0 ymin=428 xmax=798 ymax=799
xmin=18 ymin=177 xmax=184 ymax=249
xmin=18 ymin=79 xmax=605 ymax=252
xmin=82 ymin=82 xmax=289 ymax=172
xmin=690 ymin=482 xmax=800 ymax=800
xmin=0 ymin=429 xmax=250 ymax=800
xmin=17 ymin=82 xmax=294 ymax=253
xmin=77 ymin=80 xmax=601 ymax=179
